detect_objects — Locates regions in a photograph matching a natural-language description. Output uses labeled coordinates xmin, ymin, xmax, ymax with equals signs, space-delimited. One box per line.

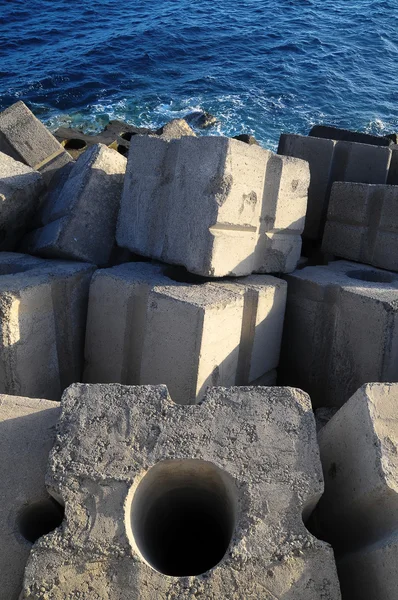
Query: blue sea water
xmin=1 ymin=0 xmax=398 ymax=149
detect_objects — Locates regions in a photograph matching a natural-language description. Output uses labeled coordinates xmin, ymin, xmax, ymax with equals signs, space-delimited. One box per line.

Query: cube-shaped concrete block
xmin=23 ymin=144 xmax=127 ymax=265
xmin=0 ymin=151 xmax=44 ymax=250
xmin=0 ymin=252 xmax=95 ymax=400
xmin=315 ymin=383 xmax=398 ymax=600
xmin=116 ymin=136 xmax=309 ymax=276
xmin=279 ymin=260 xmax=398 ymax=407
xmin=323 ymin=182 xmax=398 ymax=272
xmin=329 ymin=140 xmax=391 ymax=185
xmin=83 ymin=263 xmax=287 ymax=404
xmin=20 ymin=383 xmax=341 ymax=599
xmin=0 ymin=101 xmax=72 ymax=184
xmin=0 ymin=395 xmax=61 ymax=600
xmin=309 ymin=124 xmax=392 ymax=147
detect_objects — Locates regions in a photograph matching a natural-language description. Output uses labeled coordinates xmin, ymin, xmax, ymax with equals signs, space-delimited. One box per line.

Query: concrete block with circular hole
xmin=116 ymin=136 xmax=310 ymax=276
xmin=22 ymin=143 xmax=127 ymax=266
xmin=0 ymin=394 xmax=63 ymax=600
xmin=20 ymin=383 xmax=341 ymax=599
xmin=313 ymin=383 xmax=398 ymax=600
xmin=279 ymin=260 xmax=398 ymax=408
xmin=322 ymin=182 xmax=398 ymax=272
xmin=0 ymin=101 xmax=72 ymax=185
xmin=83 ymin=262 xmax=287 ymax=404
xmin=0 ymin=252 xmax=95 ymax=400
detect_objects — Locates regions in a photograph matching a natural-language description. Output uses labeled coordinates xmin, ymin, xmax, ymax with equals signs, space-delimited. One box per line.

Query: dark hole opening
xmin=117 ymin=144 xmax=129 ymax=156
xmin=18 ymin=497 xmax=65 ymax=543
xmin=120 ymin=131 xmax=136 ymax=141
xmin=63 ymin=138 xmax=87 ymax=151
xmin=163 ymin=265 xmax=215 ymax=285
xmin=346 ymin=269 xmax=396 ymax=284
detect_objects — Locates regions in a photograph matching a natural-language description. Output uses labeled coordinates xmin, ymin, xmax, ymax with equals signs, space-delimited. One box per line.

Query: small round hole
xmin=163 ymin=266 xmax=213 ymax=285
xmin=346 ymin=269 xmax=396 ymax=284
xmin=18 ymin=497 xmax=65 ymax=543
xmin=63 ymin=138 xmax=87 ymax=151
xmin=120 ymin=131 xmax=136 ymax=141
xmin=129 ymin=459 xmax=238 ymax=577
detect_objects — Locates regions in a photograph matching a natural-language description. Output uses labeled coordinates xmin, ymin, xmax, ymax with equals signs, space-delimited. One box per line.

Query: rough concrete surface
xmin=20 ymin=383 xmax=341 ymax=599
xmin=117 ymin=136 xmax=309 ymax=276
xmin=279 ymin=260 xmax=398 ymax=407
xmin=0 ymin=394 xmax=61 ymax=600
xmin=315 ymin=383 xmax=398 ymax=600
xmin=0 ymin=252 xmax=95 ymax=400
xmin=83 ymin=262 xmax=287 ymax=404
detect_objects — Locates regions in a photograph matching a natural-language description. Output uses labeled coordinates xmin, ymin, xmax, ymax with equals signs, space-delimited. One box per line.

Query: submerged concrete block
xmin=279 ymin=260 xmax=398 ymax=408
xmin=117 ymin=136 xmax=309 ymax=276
xmin=22 ymin=144 xmax=127 ymax=265
xmin=0 ymin=252 xmax=95 ymax=400
xmin=322 ymin=182 xmax=398 ymax=272
xmin=84 ymin=262 xmax=287 ymax=404
xmin=0 ymin=151 xmax=43 ymax=250
xmin=315 ymin=383 xmax=398 ymax=600
xmin=0 ymin=101 xmax=72 ymax=184
xmin=20 ymin=383 xmax=341 ymax=599
xmin=0 ymin=395 xmax=61 ymax=600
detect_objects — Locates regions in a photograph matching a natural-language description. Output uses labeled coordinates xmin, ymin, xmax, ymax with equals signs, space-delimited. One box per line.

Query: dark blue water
xmin=1 ymin=0 xmax=398 ymax=149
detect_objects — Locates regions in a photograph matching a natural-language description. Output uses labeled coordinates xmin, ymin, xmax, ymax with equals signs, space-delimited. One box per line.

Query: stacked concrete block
xmin=322 ymin=182 xmax=398 ymax=272
xmin=308 ymin=124 xmax=393 ymax=146
xmin=0 ymin=101 xmax=72 ymax=184
xmin=0 ymin=394 xmax=62 ymax=600
xmin=84 ymin=262 xmax=287 ymax=404
xmin=117 ymin=136 xmax=310 ymax=276
xmin=22 ymin=143 xmax=127 ymax=265
xmin=20 ymin=383 xmax=341 ymax=599
xmin=0 ymin=151 xmax=44 ymax=250
xmin=279 ymin=260 xmax=398 ymax=408
xmin=0 ymin=252 xmax=95 ymax=400
xmin=315 ymin=383 xmax=398 ymax=600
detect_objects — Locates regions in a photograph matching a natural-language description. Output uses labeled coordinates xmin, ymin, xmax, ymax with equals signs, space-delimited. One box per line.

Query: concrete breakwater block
xmin=116 ymin=136 xmax=310 ymax=276
xmin=83 ymin=262 xmax=286 ymax=404
xmin=22 ymin=144 xmax=127 ymax=266
xmin=20 ymin=383 xmax=341 ymax=599
xmin=0 ymin=252 xmax=95 ymax=400
xmin=308 ymin=124 xmax=393 ymax=147
xmin=0 ymin=151 xmax=43 ymax=250
xmin=0 ymin=394 xmax=62 ymax=600
xmin=322 ymin=182 xmax=398 ymax=272
xmin=279 ymin=260 xmax=398 ymax=408
xmin=314 ymin=383 xmax=398 ymax=600
xmin=278 ymin=134 xmax=392 ymax=241
xmin=0 ymin=101 xmax=72 ymax=185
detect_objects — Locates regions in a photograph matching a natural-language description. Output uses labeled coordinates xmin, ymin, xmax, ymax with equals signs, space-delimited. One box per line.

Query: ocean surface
xmin=1 ymin=0 xmax=398 ymax=149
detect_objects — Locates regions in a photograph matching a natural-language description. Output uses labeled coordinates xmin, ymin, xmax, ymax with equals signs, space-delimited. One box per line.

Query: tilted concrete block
xmin=0 ymin=151 xmax=43 ymax=250
xmin=0 ymin=101 xmax=72 ymax=184
xmin=279 ymin=260 xmax=398 ymax=408
xmin=322 ymin=182 xmax=398 ymax=272
xmin=20 ymin=383 xmax=341 ymax=599
xmin=116 ymin=136 xmax=309 ymax=276
xmin=0 ymin=395 xmax=61 ymax=600
xmin=0 ymin=252 xmax=95 ymax=400
xmin=315 ymin=383 xmax=398 ymax=600
xmin=22 ymin=144 xmax=127 ymax=265
xmin=84 ymin=262 xmax=287 ymax=404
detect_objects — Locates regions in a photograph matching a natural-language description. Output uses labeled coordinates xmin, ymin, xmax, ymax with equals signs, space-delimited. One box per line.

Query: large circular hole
xmin=63 ymin=138 xmax=87 ymax=151
xmin=346 ymin=269 xmax=396 ymax=284
xmin=18 ymin=497 xmax=65 ymax=543
xmin=163 ymin=265 xmax=214 ymax=285
xmin=129 ymin=459 xmax=238 ymax=577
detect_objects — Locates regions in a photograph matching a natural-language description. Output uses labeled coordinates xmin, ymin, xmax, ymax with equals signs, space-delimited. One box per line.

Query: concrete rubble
xmin=0 ymin=394 xmax=61 ymax=600
xmin=83 ymin=262 xmax=287 ymax=404
xmin=20 ymin=383 xmax=341 ymax=599
xmin=117 ymin=135 xmax=310 ymax=276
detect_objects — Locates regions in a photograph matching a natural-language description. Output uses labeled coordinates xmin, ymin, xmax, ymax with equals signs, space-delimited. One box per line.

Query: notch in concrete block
xmin=83 ymin=262 xmax=287 ymax=404
xmin=20 ymin=383 xmax=341 ymax=598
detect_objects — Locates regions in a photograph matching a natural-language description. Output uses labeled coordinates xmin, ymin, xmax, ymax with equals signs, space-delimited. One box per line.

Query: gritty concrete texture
xmin=0 ymin=101 xmax=72 ymax=184
xmin=22 ymin=144 xmax=127 ymax=265
xmin=83 ymin=262 xmax=287 ymax=404
xmin=116 ymin=136 xmax=309 ymax=276
xmin=315 ymin=383 xmax=398 ymax=600
xmin=20 ymin=383 xmax=341 ymax=599
xmin=279 ymin=260 xmax=398 ymax=408
xmin=155 ymin=118 xmax=196 ymax=140
xmin=323 ymin=182 xmax=398 ymax=272
xmin=0 ymin=252 xmax=95 ymax=400
xmin=0 ymin=394 xmax=61 ymax=600
xmin=0 ymin=151 xmax=43 ymax=250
